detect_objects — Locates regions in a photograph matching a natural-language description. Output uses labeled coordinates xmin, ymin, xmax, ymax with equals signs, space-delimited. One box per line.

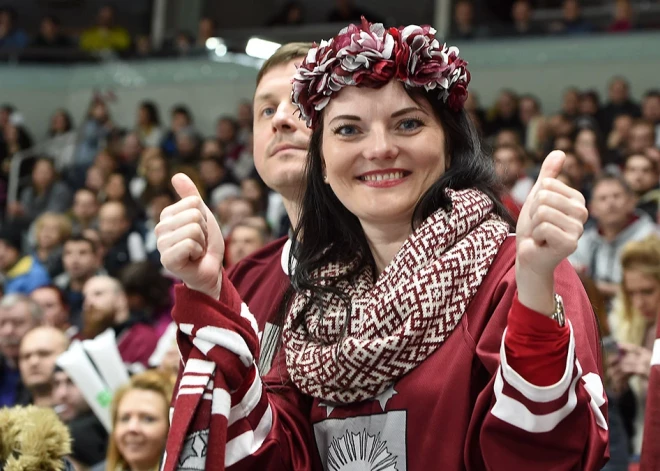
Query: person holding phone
xmin=608 ymin=234 xmax=660 ymax=457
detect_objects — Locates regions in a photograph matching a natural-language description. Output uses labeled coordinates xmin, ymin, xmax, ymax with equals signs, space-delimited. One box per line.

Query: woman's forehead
xmin=324 ymin=81 xmax=426 ymax=119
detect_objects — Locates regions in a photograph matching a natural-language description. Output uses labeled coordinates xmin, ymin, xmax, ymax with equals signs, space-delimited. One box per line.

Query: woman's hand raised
xmin=156 ymin=173 xmax=225 ymax=300
xmin=515 ymin=151 xmax=589 ymax=315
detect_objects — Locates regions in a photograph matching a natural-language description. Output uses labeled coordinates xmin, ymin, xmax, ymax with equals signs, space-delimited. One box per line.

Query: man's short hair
xmin=592 ymin=171 xmax=634 ymax=196
xmin=493 ymin=143 xmax=527 ymax=164
xmin=625 ymin=152 xmax=659 ymax=174
xmin=65 ymin=234 xmax=98 ymax=253
xmin=256 ymin=42 xmax=313 ymax=87
xmin=0 ymin=293 xmax=43 ymax=322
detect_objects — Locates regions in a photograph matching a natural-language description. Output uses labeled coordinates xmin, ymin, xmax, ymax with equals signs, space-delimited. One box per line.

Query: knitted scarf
xmin=283 ymin=188 xmax=510 ymax=404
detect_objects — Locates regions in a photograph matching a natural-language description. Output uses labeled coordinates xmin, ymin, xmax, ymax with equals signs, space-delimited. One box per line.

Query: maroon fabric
xmin=640 ymin=322 xmax=660 ymax=470
xmin=116 ymin=323 xmax=159 ymax=367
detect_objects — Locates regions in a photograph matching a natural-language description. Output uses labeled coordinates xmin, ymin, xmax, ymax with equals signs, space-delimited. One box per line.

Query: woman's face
xmin=86 ymin=166 xmax=106 ymax=192
xmin=37 ymin=218 xmax=63 ymax=249
xmin=321 ymin=81 xmax=446 ymax=228
xmin=138 ymin=106 xmax=150 ymax=126
xmin=624 ymin=269 xmax=660 ymax=322
xmin=51 ymin=111 xmax=68 ymax=133
xmin=105 ymin=174 xmax=126 ymax=201
xmin=114 ymin=389 xmax=169 ymax=471
xmin=575 ymin=130 xmax=597 ymax=156
xmin=146 ymin=157 xmax=167 ymax=186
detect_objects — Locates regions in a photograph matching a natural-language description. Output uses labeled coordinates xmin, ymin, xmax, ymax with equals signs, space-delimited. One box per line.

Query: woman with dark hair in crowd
xmin=158 ymin=19 xmax=608 ymax=470
xmin=48 ymin=108 xmax=74 ymax=137
xmin=136 ymin=100 xmax=163 ymax=148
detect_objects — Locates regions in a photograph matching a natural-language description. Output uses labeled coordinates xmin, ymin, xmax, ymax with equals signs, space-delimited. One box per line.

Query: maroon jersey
xmin=170 ymin=236 xmax=609 ymax=470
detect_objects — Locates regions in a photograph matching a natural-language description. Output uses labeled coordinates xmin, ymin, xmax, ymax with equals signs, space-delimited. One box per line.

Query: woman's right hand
xmin=156 ymin=173 xmax=225 ymax=299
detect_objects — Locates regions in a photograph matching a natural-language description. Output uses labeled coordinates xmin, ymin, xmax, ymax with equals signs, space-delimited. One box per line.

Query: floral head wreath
xmin=291 ymin=17 xmax=471 ymax=128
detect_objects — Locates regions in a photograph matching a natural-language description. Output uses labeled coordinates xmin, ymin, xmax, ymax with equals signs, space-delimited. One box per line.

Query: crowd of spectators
xmin=0 ymin=10 xmax=659 ymax=467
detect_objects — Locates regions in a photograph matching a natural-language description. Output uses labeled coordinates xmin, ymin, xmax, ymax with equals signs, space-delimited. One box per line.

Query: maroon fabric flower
xmin=291 ymin=17 xmax=471 ymax=128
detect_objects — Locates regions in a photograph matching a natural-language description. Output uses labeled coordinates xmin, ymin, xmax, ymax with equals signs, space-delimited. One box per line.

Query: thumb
xmin=537 ymin=150 xmax=566 ymax=182
xmin=171 ymin=173 xmax=202 ymax=200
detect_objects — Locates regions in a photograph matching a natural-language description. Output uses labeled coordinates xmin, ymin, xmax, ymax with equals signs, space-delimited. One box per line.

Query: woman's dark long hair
xmin=288 ymin=86 xmax=514 ymax=332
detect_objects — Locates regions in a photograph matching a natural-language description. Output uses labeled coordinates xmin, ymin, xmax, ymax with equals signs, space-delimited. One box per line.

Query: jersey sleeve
xmin=166 ymin=272 xmax=314 ymax=471
xmin=465 ymin=260 xmax=609 ymax=470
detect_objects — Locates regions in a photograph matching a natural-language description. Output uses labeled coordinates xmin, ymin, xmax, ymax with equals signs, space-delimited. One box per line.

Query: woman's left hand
xmin=515 ymin=151 xmax=589 ymax=315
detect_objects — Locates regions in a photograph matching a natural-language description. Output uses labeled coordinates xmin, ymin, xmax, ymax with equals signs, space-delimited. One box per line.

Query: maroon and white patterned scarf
xmin=283 ymin=188 xmax=510 ymax=404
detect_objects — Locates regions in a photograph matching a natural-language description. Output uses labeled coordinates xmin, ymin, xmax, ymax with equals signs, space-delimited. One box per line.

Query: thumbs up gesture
xmin=515 ymin=151 xmax=589 ymax=314
xmin=155 ymin=173 xmax=225 ymax=299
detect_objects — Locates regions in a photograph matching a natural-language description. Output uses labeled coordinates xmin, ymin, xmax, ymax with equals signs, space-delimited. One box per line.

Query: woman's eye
xmin=333 ymin=125 xmax=359 ymax=136
xmin=399 ymin=118 xmax=423 ymax=131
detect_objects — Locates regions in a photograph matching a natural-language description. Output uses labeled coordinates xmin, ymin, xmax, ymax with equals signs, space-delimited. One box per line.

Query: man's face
xmin=624 ymin=155 xmax=658 ymax=195
xmin=0 ymin=301 xmax=39 ymax=365
xmin=589 ymin=180 xmax=634 ymax=228
xmin=98 ymin=203 xmax=129 ymax=246
xmin=609 ymin=79 xmax=629 ymax=105
xmin=82 ymin=277 xmax=118 ymax=338
xmin=63 ymin=240 xmax=98 ymax=281
xmin=53 ymin=371 xmax=90 ymax=422
xmin=30 ymin=287 xmax=69 ymax=330
xmin=642 ymin=96 xmax=660 ymax=124
xmin=19 ymin=328 xmax=67 ymax=389
xmin=32 ymin=160 xmax=55 ymax=190
xmin=252 ymin=59 xmax=312 ymax=199
xmin=73 ymin=190 xmax=99 ymax=221
xmin=228 ymin=226 xmax=265 ymax=265
xmin=494 ymin=148 xmax=522 ymax=188
xmin=628 ymin=124 xmax=655 ymax=154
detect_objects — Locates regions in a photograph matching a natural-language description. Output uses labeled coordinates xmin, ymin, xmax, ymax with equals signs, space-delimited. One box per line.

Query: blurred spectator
xmin=486 ymin=89 xmax=523 ymax=138
xmin=569 ymin=174 xmax=657 ymax=301
xmin=161 ymin=105 xmax=194 ymax=156
xmin=236 ymin=100 xmax=253 ymax=145
xmin=551 ymin=0 xmax=594 ymax=35
xmin=48 ymin=108 xmax=74 ymax=138
xmin=94 ymin=147 xmax=119 ymax=177
xmin=234 ymin=134 xmax=256 ymax=181
xmin=519 ymin=94 xmax=547 ymax=154
xmin=199 ymin=156 xmax=240 ymax=207
xmin=33 ymin=212 xmax=71 ymax=278
xmin=98 ymin=201 xmax=146 ymax=277
xmin=227 ymin=219 xmax=270 ymax=266
xmin=221 ymin=196 xmax=256 ymax=234
xmin=80 ymin=5 xmax=131 ymax=53
xmin=71 ymin=187 xmax=100 ymax=233
xmin=641 ymin=90 xmax=660 ymax=147
xmin=18 ymin=325 xmax=68 ymax=407
xmin=327 ymin=0 xmax=383 ymax=24
xmin=118 ymin=132 xmax=143 ymax=181
xmin=9 ymin=157 xmax=73 ymax=227
xmin=628 ymin=120 xmax=657 ymax=156
xmin=196 ymin=16 xmax=216 ymax=48
xmin=134 ymin=149 xmax=171 ymax=206
xmin=607 ymin=114 xmax=634 ymax=158
xmin=601 ymin=77 xmax=641 ymax=136
xmin=143 ymin=189 xmax=175 ymax=265
xmin=172 ymin=30 xmax=193 ymax=56
xmin=623 ymin=153 xmax=660 ymax=220
xmin=216 ymin=115 xmax=243 ymax=162
xmin=30 ymin=285 xmax=74 ymax=335
xmin=32 ymin=16 xmax=73 ymax=49
xmin=0 ymin=6 xmax=28 ymax=49
xmin=85 ymin=165 xmax=109 ymax=194
xmin=173 ymin=127 xmax=200 ymax=164
xmin=508 ymin=0 xmax=543 ymax=36
xmin=135 ymin=101 xmax=163 ymax=148
xmin=52 ymin=367 xmax=108 ymax=469
xmin=608 ymin=0 xmax=634 ymax=33
xmin=119 ymin=261 xmax=173 ymax=337
xmin=608 ymin=235 xmax=660 ymax=455
xmin=575 ymin=90 xmax=601 ymax=131
xmin=574 ymin=127 xmax=605 ymax=174
xmin=102 ymin=172 xmax=143 ymax=224
xmin=201 ymin=137 xmax=223 ymax=160
xmin=561 ymin=151 xmax=590 ymax=199
xmin=1 ymin=121 xmax=33 ymax=174
xmin=241 ymin=176 xmax=270 ymax=215
xmin=268 ymin=1 xmax=305 ymax=26
xmin=134 ymin=35 xmax=152 ymax=57
xmin=74 ymin=99 xmax=114 ymax=178
xmin=0 ymin=293 xmax=42 ymax=407
xmin=560 ymin=87 xmax=581 ymax=120
xmin=101 ymin=370 xmax=174 ymax=471
xmin=81 ymin=275 xmax=158 ymax=366
xmin=493 ymin=144 xmax=533 ymax=219
xmin=54 ymin=235 xmax=104 ymax=328
xmin=451 ymin=0 xmax=486 ymax=40
xmin=0 ymin=225 xmax=51 ymax=295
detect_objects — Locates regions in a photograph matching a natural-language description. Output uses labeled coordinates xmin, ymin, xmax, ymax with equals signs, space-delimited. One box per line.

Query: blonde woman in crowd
xmin=33 ymin=211 xmax=72 ymax=278
xmin=608 ymin=234 xmax=660 ymax=456
xmin=96 ymin=370 xmax=175 ymax=471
